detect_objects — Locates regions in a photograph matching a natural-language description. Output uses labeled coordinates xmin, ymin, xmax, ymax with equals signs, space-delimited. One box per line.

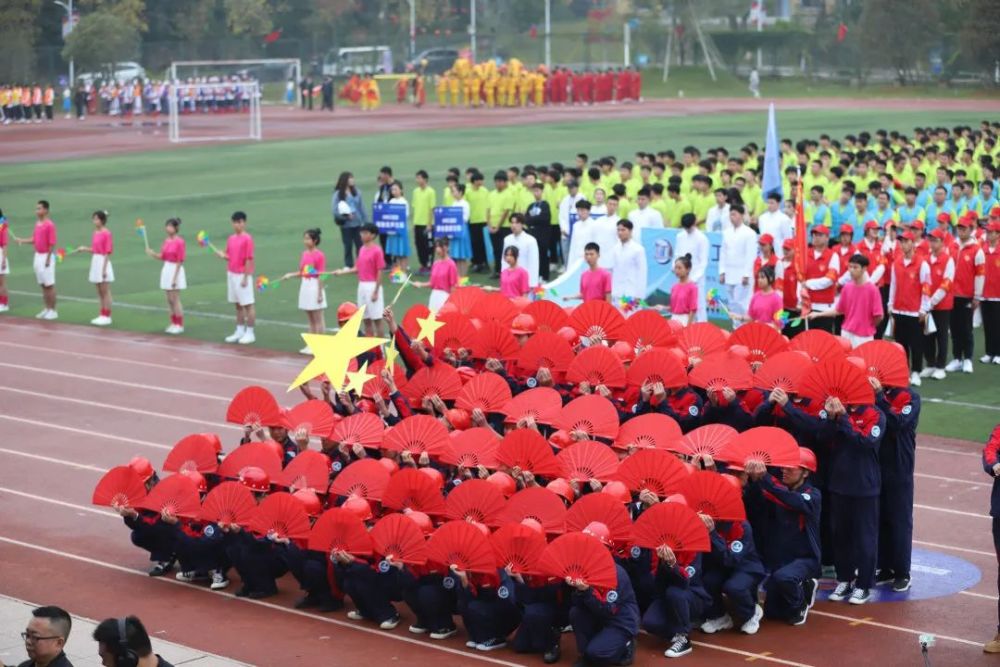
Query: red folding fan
xmin=226 ymin=386 xmax=282 ymax=428
xmin=614 ymin=449 xmax=691 ymax=497
xmin=370 ymin=513 xmax=430 ymax=564
xmin=688 ymin=351 xmax=753 ymax=393
xmin=92 ymin=466 xmax=147 ymax=508
xmin=382 ymin=415 xmax=451 ymax=456
xmin=249 ymin=491 xmax=312 ymax=540
xmin=625 ymin=348 xmax=689 ymax=389
xmin=623 ymin=309 xmax=677 ymax=350
xmin=445 ymin=479 xmax=506 ymax=524
xmin=471 ymin=320 xmax=520 ymax=360
xmin=631 ymin=502 xmax=711 ymax=553
xmin=403 ymin=364 xmax=463 ymax=404
xmin=426 ymin=520 xmax=497 ymax=573
xmin=274 ymin=450 xmax=332 ymax=491
xmin=798 ymin=357 xmax=875 ymax=406
xmin=455 ymin=372 xmax=513 ymax=414
xmin=679 ymin=470 xmax=746 ymax=522
xmin=613 ymin=413 xmax=682 ymax=451
xmin=677 ymin=323 xmax=728 ymax=363
xmin=381 ymin=468 xmax=447 ymax=515
xmin=555 ymin=395 xmax=620 ymax=441
xmin=440 ymin=427 xmax=501 ymax=469
xmin=516 ymin=331 xmax=575 ymax=374
xmin=470 ymin=291 xmax=520 ymax=326
xmin=496 ymin=428 xmax=564 ymax=478
xmin=566 ymin=345 xmax=627 ymax=389
xmin=855 ymin=340 xmax=910 ymax=388
xmin=199 ymin=481 xmax=257 ymax=526
xmin=491 ymin=523 xmax=548 ymax=574
xmin=788 ymin=329 xmax=846 ymax=363
xmin=402 ymin=303 xmax=431 ymax=340
xmin=217 ymin=442 xmax=283 ymax=480
xmin=435 ymin=313 xmax=480 ymax=354
xmin=557 ymin=440 xmax=620 ymax=482
xmin=445 ymin=286 xmax=487 ymax=316
xmin=679 ymin=424 xmax=738 ymax=458
xmin=752 ymin=350 xmax=813 ymax=393
xmin=331 ymin=412 xmax=384 ymax=450
xmin=719 ymin=426 xmax=800 ymax=469
xmin=360 ymin=359 xmax=392 ymax=399
xmin=497 ymin=486 xmax=568 ymax=533
xmin=539 ymin=532 xmax=617 ymax=591
xmin=329 ymin=458 xmax=392 ymax=501
xmin=287 ymin=399 xmax=338 ymax=440
xmin=564 ymin=493 xmax=632 ymax=544
xmin=162 ymin=434 xmax=219 ymax=474
xmin=135 ymin=474 xmax=201 ymax=519
xmin=570 ymin=300 xmax=626 ymax=342
xmin=308 ymin=508 xmax=374 ymax=555
xmin=501 ymin=387 xmax=563 ymax=426
xmin=728 ymin=322 xmax=789 ymax=365
xmin=524 ymin=299 xmax=571 ymax=333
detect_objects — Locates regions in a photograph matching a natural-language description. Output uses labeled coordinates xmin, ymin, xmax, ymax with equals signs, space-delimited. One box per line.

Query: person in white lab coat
xmin=705 ymin=188 xmax=731 ymax=233
xmin=675 ymin=212 xmax=710 ymax=322
xmin=719 ymin=204 xmax=758 ymax=321
xmin=756 ymin=193 xmax=794 ymax=249
xmin=611 ymin=219 xmax=647 ymax=303
xmin=627 ymin=187 xmax=664 ymax=244
xmin=558 ymin=180 xmax=584 ymax=270
xmin=502 ymin=213 xmax=540 ymax=287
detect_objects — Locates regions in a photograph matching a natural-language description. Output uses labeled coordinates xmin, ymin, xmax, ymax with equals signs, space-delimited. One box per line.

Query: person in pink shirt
xmin=732 ymin=265 xmax=783 ymax=329
xmin=146 ymin=217 xmax=187 ymax=334
xmin=488 ymin=245 xmax=529 ymax=299
xmin=334 ymin=222 xmax=386 ymax=336
xmin=14 ymin=200 xmax=58 ymax=319
xmin=215 ymin=211 xmax=256 ymax=345
xmin=76 ymin=210 xmax=115 ymax=326
xmin=808 ymin=253 xmax=884 ymax=347
xmin=563 ymin=242 xmax=611 ymax=303
xmin=413 ymin=238 xmax=458 ymax=311
xmin=282 ymin=228 xmax=328 ymax=354
xmin=0 ymin=209 xmax=9 ymax=313
xmin=669 ymin=253 xmax=699 ymax=325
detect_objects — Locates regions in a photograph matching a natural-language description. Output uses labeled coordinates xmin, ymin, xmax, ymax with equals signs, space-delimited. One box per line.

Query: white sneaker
xmin=909 ymin=372 xmax=922 ymax=387
xmin=36 ymin=309 xmax=49 ymax=319
xmin=225 ymin=328 xmax=245 ymax=343
xmin=740 ymin=604 xmax=763 ymax=635
xmin=299 ymin=346 xmax=313 ymax=355
xmin=931 ymin=368 xmax=946 ymax=380
xmin=210 ymin=570 xmax=229 ymax=590
xmin=0 ymin=304 xmax=9 ymax=313
xmin=962 ymin=359 xmax=974 ymax=373
xmin=981 ymin=354 xmax=993 ymax=364
xmin=91 ymin=315 xmax=112 ymax=326
xmin=994 ymin=357 xmax=1000 ymax=365
xmin=165 ymin=324 xmax=177 ymax=334
xmin=42 ymin=310 xmax=58 ymax=320
xmin=919 ymin=367 xmax=934 ymax=378
xmin=379 ymin=616 xmax=400 ymax=630
xmin=828 ymin=581 xmax=852 ymax=602
xmin=175 ymin=571 xmax=198 ymax=582
xmin=944 ymin=359 xmax=962 ymax=372
xmin=700 ymin=614 xmax=733 ymax=634
xmin=237 ymin=331 xmax=255 ymax=345
xmin=346 ymin=610 xmax=364 ymax=621
xmin=848 ymin=587 xmax=871 ymax=605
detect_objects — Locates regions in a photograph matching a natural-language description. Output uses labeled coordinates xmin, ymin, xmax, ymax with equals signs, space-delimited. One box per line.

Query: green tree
xmin=63 ymin=10 xmax=140 ymax=75
xmin=0 ymin=0 xmax=42 ymax=81
xmin=859 ymin=0 xmax=939 ymax=83
xmin=79 ymin=0 xmax=147 ymax=32
xmin=962 ymin=0 xmax=1000 ymax=76
xmin=223 ymin=0 xmax=274 ymax=36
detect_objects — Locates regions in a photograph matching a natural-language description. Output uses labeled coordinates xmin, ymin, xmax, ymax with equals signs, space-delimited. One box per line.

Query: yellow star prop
xmin=344 ymin=361 xmax=374 ymax=395
xmin=415 ymin=310 xmax=446 ymax=346
xmin=384 ymin=342 xmax=400 ymax=369
xmin=288 ymin=307 xmax=387 ymax=391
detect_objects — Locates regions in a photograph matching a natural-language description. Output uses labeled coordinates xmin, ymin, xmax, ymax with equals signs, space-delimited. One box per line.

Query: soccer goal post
xmin=167 ymin=81 xmax=262 ymax=143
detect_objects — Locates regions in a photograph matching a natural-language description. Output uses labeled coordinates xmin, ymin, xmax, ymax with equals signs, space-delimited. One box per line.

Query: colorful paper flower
xmin=196 ymin=230 xmax=210 ymax=248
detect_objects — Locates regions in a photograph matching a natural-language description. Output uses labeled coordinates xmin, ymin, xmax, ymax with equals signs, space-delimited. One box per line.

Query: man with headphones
xmin=92 ymin=617 xmax=174 ymax=667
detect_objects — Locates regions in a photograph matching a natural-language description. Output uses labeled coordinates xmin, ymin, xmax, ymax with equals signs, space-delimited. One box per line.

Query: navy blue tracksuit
xmin=981 ymin=425 xmax=1000 ymax=632
xmin=456 ymin=570 xmax=521 ymax=645
xmin=171 ymin=522 xmax=228 ymax=574
xmin=826 ymin=405 xmax=885 ymax=590
xmin=227 ymin=532 xmax=288 ymax=595
xmin=125 ymin=512 xmax=175 ymax=563
xmin=702 ymin=390 xmax=765 ymax=432
xmin=876 ymin=387 xmax=919 ymax=580
xmin=569 ymin=564 xmax=640 ymax=666
xmin=510 ymin=578 xmax=561 ymax=654
xmin=283 ymin=543 xmax=342 ymax=609
xmin=635 ymin=388 xmax=704 ymax=433
xmin=641 ymin=553 xmax=710 ymax=640
xmin=337 ymin=559 xmax=400 ymax=624
xmin=399 ymin=568 xmax=457 ymax=632
xmin=702 ymin=521 xmax=766 ymax=626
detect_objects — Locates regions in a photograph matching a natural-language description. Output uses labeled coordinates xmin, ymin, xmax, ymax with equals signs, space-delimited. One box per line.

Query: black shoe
xmin=803 ymin=577 xmax=818 ymax=609
xmin=543 ymin=643 xmax=561 ymax=664
xmin=618 ymin=640 xmax=635 ymax=666
xmin=148 ymin=560 xmax=174 ymax=577
xmin=234 ymin=586 xmax=251 ymax=597
xmin=790 ymin=606 xmax=808 ymax=626
xmin=294 ymin=594 xmax=319 ymax=609
xmin=892 ymin=576 xmax=911 ymax=592
xmin=875 ymin=569 xmax=895 ymax=586
xmin=664 ymin=634 xmax=692 ymax=658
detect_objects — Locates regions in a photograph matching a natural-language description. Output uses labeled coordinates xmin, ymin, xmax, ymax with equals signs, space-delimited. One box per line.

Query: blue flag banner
xmin=761 ymin=102 xmax=782 ymax=202
xmin=373 ymin=203 xmax=408 ymax=236
xmin=433 ymin=207 xmax=465 ymax=239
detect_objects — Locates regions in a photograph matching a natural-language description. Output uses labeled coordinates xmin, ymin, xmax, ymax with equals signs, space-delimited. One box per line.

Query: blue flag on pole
xmin=761 ymin=102 xmax=782 ymax=202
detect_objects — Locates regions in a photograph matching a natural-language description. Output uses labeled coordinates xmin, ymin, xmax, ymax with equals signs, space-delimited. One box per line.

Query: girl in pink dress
xmin=732 ymin=265 xmax=783 ymax=329
xmin=669 ymin=253 xmax=698 ymax=326
xmin=488 ymin=245 xmax=529 ymax=299
xmin=413 ymin=238 xmax=458 ymax=311
xmin=282 ymin=228 xmax=327 ymax=352
xmin=146 ymin=217 xmax=187 ymax=334
xmin=76 ymin=210 xmax=114 ymax=326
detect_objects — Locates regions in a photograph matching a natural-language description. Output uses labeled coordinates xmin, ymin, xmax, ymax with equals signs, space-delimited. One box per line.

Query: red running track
xmin=0 ymin=316 xmax=997 ymax=666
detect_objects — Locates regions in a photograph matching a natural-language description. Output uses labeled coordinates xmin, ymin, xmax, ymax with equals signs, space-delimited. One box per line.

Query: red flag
xmin=836 ymin=23 xmax=848 ymax=43
xmin=263 ymin=29 xmax=282 ymax=44
xmin=529 ymin=25 xmax=538 ymax=39
xmin=793 ymin=177 xmax=807 ymax=282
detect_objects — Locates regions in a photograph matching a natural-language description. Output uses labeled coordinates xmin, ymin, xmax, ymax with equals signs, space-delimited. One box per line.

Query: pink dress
xmin=298 ymin=248 xmax=327 ymax=312
xmin=159 ymin=236 xmax=187 ymax=290
xmin=500 ymin=266 xmax=529 ymax=298
xmin=580 ymin=268 xmax=612 ymax=302
xmin=670 ymin=281 xmax=698 ymax=316
xmin=91 ymin=228 xmax=113 ymax=255
xmin=428 ymin=257 xmax=459 ymax=311
xmin=747 ymin=290 xmax=783 ymax=326
xmin=161 ymin=237 xmax=186 ymax=263
xmin=299 ymin=248 xmax=326 ymax=275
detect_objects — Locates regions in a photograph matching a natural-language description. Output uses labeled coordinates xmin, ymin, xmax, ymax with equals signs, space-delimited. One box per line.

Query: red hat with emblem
xmin=810 ymin=225 xmax=830 ymax=235
xmin=839 ymin=224 xmax=853 ymax=235
xmin=910 ymin=219 xmax=925 ymax=230
xmin=936 ymin=212 xmax=952 ymax=224
xmin=864 ymin=220 xmax=879 ymax=231
xmin=758 ymin=233 xmax=774 ymax=246
xmin=898 ymin=230 xmax=915 ymax=241
xmin=929 ymin=228 xmax=947 ymax=241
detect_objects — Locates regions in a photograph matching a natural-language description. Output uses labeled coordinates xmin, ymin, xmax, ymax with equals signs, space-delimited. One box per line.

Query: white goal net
xmin=167 ymin=80 xmax=262 ymax=143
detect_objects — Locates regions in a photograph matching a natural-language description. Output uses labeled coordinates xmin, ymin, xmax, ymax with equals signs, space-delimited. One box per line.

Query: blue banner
xmin=373 ymin=203 xmax=408 ymax=236
xmin=433 ymin=206 xmax=465 ymax=239
xmin=643 ymin=228 xmax=728 ymax=319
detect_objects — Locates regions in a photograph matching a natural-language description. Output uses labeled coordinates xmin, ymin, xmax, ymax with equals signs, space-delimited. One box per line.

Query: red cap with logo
xmin=936 ymin=212 xmax=952 ymax=224
xmin=758 ymin=233 xmax=774 ymax=246
xmin=811 ymin=225 xmax=830 ymax=235
xmin=929 ymin=228 xmax=947 ymax=241
xmin=898 ymin=230 xmax=915 ymax=241
xmin=910 ymin=219 xmax=925 ymax=230
xmin=839 ymin=224 xmax=853 ymax=235
xmin=864 ymin=220 xmax=879 ymax=231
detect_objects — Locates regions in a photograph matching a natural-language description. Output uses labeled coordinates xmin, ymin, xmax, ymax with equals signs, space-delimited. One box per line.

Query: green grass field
xmin=1 ymin=107 xmax=996 ymax=441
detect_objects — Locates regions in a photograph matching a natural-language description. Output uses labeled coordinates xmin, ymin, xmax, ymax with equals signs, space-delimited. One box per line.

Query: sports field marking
xmin=0 ymin=363 xmax=229 ymax=402
xmin=687 ymin=643 xmax=811 ymax=667
xmin=912 ymin=540 xmax=994 ymax=557
xmin=0 ymin=386 xmax=235 ymax=429
xmin=917 ymin=445 xmax=980 ymax=458
xmin=0 ymin=415 xmax=172 ymax=451
xmin=0 ymin=487 xmax=117 ymax=518
xmin=809 ymin=609 xmax=982 ymax=647
xmin=914 ymin=472 xmax=992 ymax=487
xmin=914 ymin=503 xmax=989 ymax=519
xmin=959 ymin=590 xmax=998 ymax=601
xmin=922 ymin=397 xmax=1000 ymax=411
xmin=0 ymin=447 xmax=105 ymax=473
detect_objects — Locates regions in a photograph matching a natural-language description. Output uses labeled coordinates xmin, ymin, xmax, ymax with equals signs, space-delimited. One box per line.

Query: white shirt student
xmin=674 ymin=213 xmax=710 ymax=322
xmin=719 ymin=205 xmax=758 ymax=317
xmin=610 ymin=219 xmax=647 ymax=302
xmin=627 ymin=189 xmax=664 ymax=244
xmin=503 ymin=213 xmax=540 ymax=287
xmin=757 ymin=195 xmax=795 ymax=249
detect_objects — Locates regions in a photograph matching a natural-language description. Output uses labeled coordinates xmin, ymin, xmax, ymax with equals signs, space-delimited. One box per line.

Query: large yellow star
xmin=415 ymin=310 xmax=446 ymax=346
xmin=344 ymin=361 xmax=374 ymax=395
xmin=288 ymin=308 xmax=387 ymax=391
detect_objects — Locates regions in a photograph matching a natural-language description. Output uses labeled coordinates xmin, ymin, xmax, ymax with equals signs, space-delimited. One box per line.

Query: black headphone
xmin=115 ymin=618 xmax=139 ymax=667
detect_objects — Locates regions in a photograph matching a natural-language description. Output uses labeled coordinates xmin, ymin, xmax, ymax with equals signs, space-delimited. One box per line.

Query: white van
xmin=322 ymin=46 xmax=393 ymax=77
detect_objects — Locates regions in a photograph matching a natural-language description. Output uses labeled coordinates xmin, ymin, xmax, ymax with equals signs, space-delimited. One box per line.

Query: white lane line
xmin=0 ymin=487 xmax=116 ymax=517
xmin=923 ymin=397 xmax=1000 ymax=411
xmin=960 ymin=590 xmax=999 ymax=601
xmin=687 ymin=641 xmax=813 ymax=666
xmin=0 ymin=415 xmax=172 ymax=451
xmin=0 ymin=448 xmax=104 ymax=472
xmin=914 ymin=503 xmax=989 ymax=519
xmin=915 ymin=472 xmax=991 ymax=487
xmin=912 ymin=540 xmax=995 ymax=557
xmin=918 ymin=446 xmax=980 ymax=458
xmin=809 ymin=609 xmax=981 ymax=647
xmin=0 ymin=362 xmax=228 ymax=402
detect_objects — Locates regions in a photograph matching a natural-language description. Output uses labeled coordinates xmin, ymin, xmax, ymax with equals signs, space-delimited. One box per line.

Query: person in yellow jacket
xmin=483 ymin=72 xmax=497 ymax=108
xmin=0 ymin=86 xmax=11 ymax=124
xmin=518 ymin=73 xmax=530 ymax=107
xmin=533 ymin=71 xmax=545 ymax=106
xmin=436 ymin=73 xmax=448 ymax=107
xmin=448 ymin=72 xmax=460 ymax=107
xmin=495 ymin=69 xmax=508 ymax=107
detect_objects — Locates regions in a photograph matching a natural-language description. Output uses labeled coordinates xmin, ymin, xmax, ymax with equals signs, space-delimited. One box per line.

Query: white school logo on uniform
xmin=443 ymin=576 xmax=455 ymax=589
xmin=606 ymin=590 xmax=618 ymax=603
xmin=378 ymin=560 xmax=391 ymax=573
xmin=730 ymin=540 xmax=744 ymax=554
xmin=498 ymin=586 xmax=510 ymax=599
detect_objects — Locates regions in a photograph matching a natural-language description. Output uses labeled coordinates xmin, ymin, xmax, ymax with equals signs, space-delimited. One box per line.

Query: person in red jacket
xmin=981 ymin=423 xmax=1000 ymax=654
xmin=799 ymin=225 xmax=840 ymax=333
xmin=982 ymin=220 xmax=1000 ymax=364
xmin=947 ymin=215 xmax=986 ymax=373
xmin=921 ymin=229 xmax=956 ymax=380
xmin=888 ymin=231 xmax=931 ymax=386
xmin=778 ymin=239 xmax=801 ymax=337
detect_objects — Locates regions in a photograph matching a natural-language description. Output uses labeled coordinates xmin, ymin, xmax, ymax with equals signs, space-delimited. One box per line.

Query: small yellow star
xmin=344 ymin=361 xmax=375 ymax=395
xmin=288 ymin=307 xmax=387 ymax=391
xmin=384 ymin=342 xmax=400 ymax=369
xmin=415 ymin=310 xmax=446 ymax=346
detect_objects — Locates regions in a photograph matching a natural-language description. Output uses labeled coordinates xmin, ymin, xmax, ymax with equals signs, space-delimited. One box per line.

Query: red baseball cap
xmin=839 ymin=224 xmax=854 ymax=235
xmin=811 ymin=225 xmax=830 ymax=235
xmin=883 ymin=219 xmax=897 ymax=230
xmin=936 ymin=212 xmax=952 ymax=224
xmin=782 ymin=238 xmax=794 ymax=250
xmin=910 ymin=219 xmax=925 ymax=230
xmin=759 ymin=233 xmax=774 ymax=246
xmin=864 ymin=220 xmax=880 ymax=231
xmin=929 ymin=228 xmax=947 ymax=241
xmin=898 ymin=230 xmax=915 ymax=241
xmin=990 ymin=206 xmax=1000 ymax=219
xmin=955 ymin=213 xmax=973 ymax=228
xmin=989 ymin=221 xmax=1000 ymax=233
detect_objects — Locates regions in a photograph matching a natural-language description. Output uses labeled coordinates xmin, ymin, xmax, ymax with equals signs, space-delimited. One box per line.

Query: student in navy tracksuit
xmin=823 ymin=398 xmax=885 ymax=605
xmin=169 ymin=518 xmax=230 ymax=590
xmin=699 ymin=517 xmax=766 ymax=634
xmin=283 ymin=542 xmax=343 ymax=612
xmin=641 ymin=548 xmax=711 ymax=659
xmin=635 ymin=383 xmax=704 ymax=433
xmin=981 ymin=424 xmax=1000 ymax=654
xmin=117 ymin=508 xmax=176 ymax=575
xmin=335 ymin=553 xmax=402 ymax=628
xmin=452 ymin=567 xmax=521 ymax=652
xmin=567 ymin=562 xmax=639 ymax=666
xmin=745 ymin=449 xmax=822 ymax=625
xmin=874 ymin=381 xmax=920 ymax=592
xmin=508 ymin=572 xmax=563 ymax=663
xmin=702 ymin=388 xmax=766 ymax=433
xmin=226 ymin=528 xmax=289 ymax=598
xmin=398 ymin=564 xmax=458 ymax=638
